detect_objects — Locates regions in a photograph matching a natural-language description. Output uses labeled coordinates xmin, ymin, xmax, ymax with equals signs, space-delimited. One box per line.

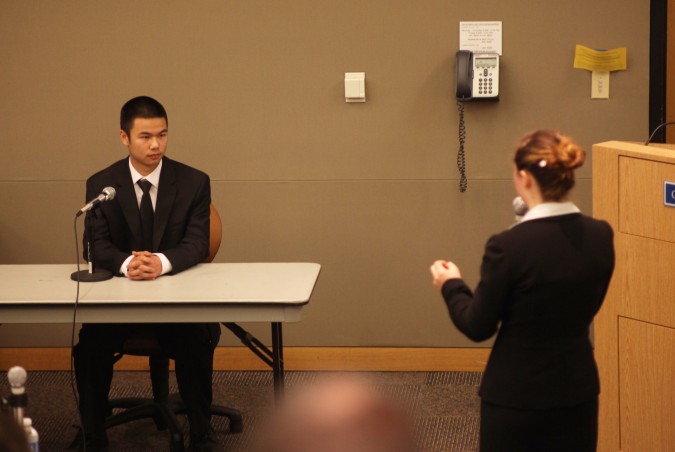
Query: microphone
xmin=7 ymin=366 xmax=27 ymax=424
xmin=513 ymin=196 xmax=528 ymax=221
xmin=76 ymin=187 xmax=116 ymax=217
xmin=71 ymin=186 xmax=115 ymax=282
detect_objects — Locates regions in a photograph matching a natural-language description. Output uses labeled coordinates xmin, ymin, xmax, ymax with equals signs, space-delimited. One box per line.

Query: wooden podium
xmin=592 ymin=141 xmax=675 ymax=451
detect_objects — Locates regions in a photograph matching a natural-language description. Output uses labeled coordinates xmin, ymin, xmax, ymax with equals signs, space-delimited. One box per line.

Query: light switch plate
xmin=345 ymin=72 xmax=366 ymax=102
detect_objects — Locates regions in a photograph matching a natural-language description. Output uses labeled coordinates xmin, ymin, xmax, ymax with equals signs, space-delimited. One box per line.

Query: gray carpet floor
xmin=1 ymin=370 xmax=481 ymax=451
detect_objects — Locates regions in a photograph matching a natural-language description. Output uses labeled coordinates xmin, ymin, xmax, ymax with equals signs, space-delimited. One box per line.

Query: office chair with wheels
xmin=104 ymin=203 xmax=242 ymax=452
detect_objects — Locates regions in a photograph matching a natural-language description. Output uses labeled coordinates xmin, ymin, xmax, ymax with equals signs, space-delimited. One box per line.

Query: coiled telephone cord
xmin=457 ymin=101 xmax=467 ymax=192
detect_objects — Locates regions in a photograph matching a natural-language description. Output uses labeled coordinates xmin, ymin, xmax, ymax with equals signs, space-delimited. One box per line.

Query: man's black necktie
xmin=138 ymin=179 xmax=154 ymax=251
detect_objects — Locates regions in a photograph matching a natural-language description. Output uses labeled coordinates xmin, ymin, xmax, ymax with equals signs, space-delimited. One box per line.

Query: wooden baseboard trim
xmin=0 ymin=347 xmax=490 ymax=372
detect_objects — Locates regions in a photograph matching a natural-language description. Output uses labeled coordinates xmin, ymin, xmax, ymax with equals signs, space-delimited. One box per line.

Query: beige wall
xmin=0 ymin=1 xmax=649 ymax=347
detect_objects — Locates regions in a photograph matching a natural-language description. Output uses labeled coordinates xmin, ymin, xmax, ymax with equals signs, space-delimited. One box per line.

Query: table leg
xmin=271 ymin=322 xmax=284 ymax=400
xmin=223 ymin=322 xmax=286 ymax=400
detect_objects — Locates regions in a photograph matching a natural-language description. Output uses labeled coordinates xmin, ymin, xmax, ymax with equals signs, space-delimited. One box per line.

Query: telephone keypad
xmin=469 ymin=53 xmax=499 ymax=99
xmin=478 ymin=75 xmax=494 ymax=95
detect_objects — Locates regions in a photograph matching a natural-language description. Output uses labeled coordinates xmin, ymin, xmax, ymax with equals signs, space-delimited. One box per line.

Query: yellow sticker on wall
xmin=573 ymin=45 xmax=627 ymax=72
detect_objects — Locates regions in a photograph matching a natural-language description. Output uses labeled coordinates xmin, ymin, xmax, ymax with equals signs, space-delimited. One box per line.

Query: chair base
xmin=105 ymin=394 xmax=243 ymax=452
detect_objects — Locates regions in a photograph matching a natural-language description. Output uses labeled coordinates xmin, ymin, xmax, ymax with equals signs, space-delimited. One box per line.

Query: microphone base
xmin=70 ymin=269 xmax=113 ymax=282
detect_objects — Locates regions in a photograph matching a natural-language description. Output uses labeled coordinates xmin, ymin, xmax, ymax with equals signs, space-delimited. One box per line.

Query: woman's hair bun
xmin=553 ymin=134 xmax=585 ymax=170
xmin=514 ymin=129 xmax=585 ymax=201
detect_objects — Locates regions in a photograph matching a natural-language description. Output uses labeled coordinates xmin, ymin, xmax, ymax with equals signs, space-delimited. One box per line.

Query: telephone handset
xmin=455 ymin=50 xmax=500 ymax=101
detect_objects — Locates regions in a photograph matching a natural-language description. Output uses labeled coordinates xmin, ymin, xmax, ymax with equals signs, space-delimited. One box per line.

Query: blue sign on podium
xmin=664 ymin=181 xmax=675 ymax=207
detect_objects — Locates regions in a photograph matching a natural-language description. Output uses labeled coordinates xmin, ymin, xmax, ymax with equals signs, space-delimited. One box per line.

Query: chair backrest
xmin=205 ymin=203 xmax=222 ymax=263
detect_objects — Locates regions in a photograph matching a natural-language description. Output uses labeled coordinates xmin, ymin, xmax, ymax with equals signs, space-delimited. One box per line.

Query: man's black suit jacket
xmin=84 ymin=156 xmax=211 ymax=275
xmin=442 ymin=213 xmax=615 ymax=410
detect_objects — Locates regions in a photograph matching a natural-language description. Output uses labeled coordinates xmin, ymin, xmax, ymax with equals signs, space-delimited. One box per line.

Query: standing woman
xmin=430 ymin=130 xmax=615 ymax=451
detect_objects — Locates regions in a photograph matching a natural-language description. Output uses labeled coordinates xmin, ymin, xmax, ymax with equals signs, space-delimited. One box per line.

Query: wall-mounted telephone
xmin=455 ymin=50 xmax=500 ymax=101
xmin=454 ymin=50 xmax=501 ymax=192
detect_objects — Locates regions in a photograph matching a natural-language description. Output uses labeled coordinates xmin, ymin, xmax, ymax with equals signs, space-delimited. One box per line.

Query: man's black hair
xmin=120 ymin=96 xmax=168 ymax=136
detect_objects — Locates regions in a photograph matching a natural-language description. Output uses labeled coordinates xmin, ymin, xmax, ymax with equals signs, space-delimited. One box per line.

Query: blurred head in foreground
xmin=0 ymin=410 xmax=29 ymax=452
xmin=254 ymin=375 xmax=416 ymax=452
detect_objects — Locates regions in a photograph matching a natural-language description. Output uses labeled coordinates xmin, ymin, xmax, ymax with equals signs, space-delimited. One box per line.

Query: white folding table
xmin=0 ymin=262 xmax=321 ymax=394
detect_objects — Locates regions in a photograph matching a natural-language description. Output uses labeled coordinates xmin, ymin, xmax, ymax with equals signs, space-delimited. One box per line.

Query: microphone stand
xmin=70 ymin=209 xmax=113 ymax=282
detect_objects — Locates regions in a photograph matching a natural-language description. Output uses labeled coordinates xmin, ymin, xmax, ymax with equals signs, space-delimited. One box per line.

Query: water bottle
xmin=22 ymin=417 xmax=39 ymax=452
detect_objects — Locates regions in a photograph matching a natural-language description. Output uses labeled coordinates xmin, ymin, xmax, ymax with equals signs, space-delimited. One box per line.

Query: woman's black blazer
xmin=442 ymin=213 xmax=615 ymax=410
